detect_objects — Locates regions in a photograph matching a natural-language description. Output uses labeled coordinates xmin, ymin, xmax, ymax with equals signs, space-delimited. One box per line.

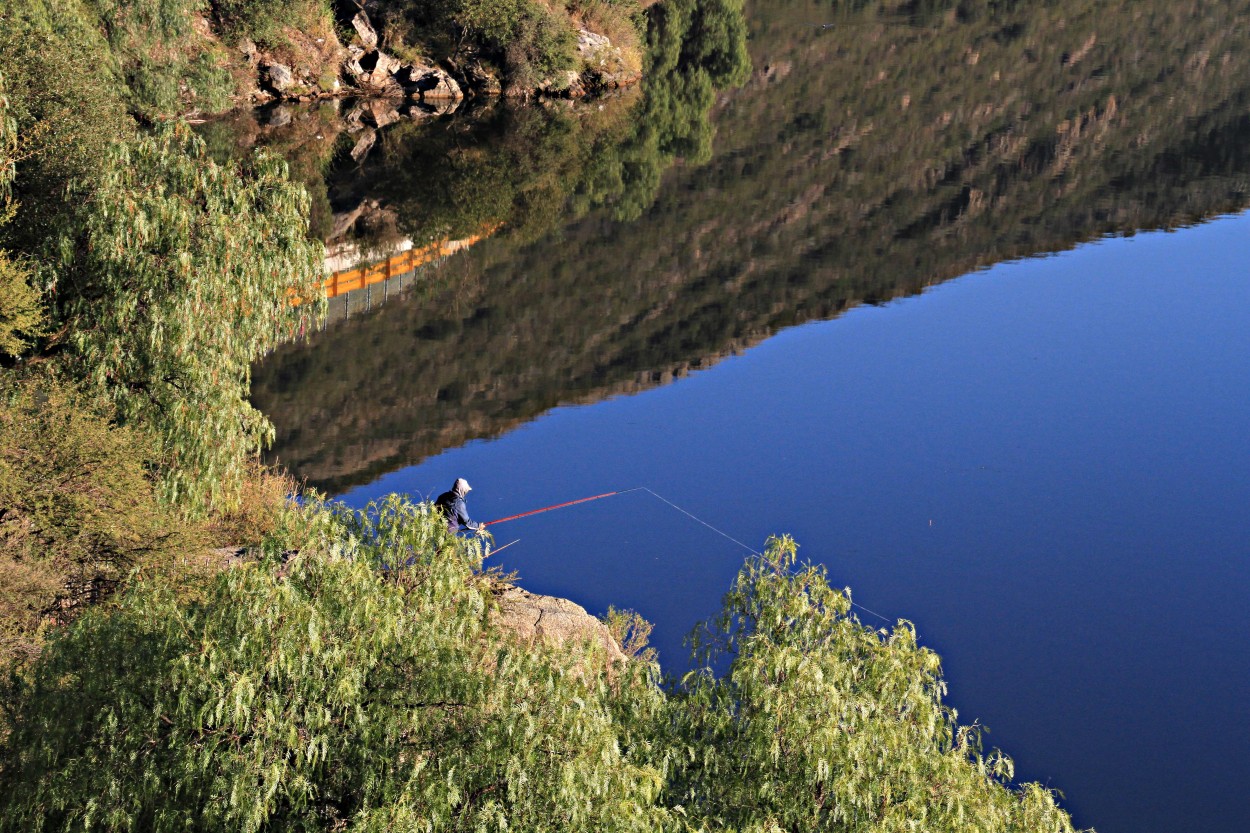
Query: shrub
xmin=403 ymin=0 xmax=578 ymax=90
xmin=210 ymin=0 xmax=329 ymax=45
xmin=504 ymin=3 xmax=578 ymax=90
xmin=0 ymin=375 xmax=195 ymax=669
xmin=0 ymin=0 xmax=131 ymax=254
xmin=48 ymin=124 xmax=325 ymax=513
xmin=661 ymin=537 xmax=1081 ymax=832
xmin=0 ymin=78 xmax=44 ymax=358
xmin=0 ymin=496 xmax=671 ymax=832
xmin=84 ymin=0 xmax=235 ymax=118
xmin=0 ymin=254 xmax=42 ymax=359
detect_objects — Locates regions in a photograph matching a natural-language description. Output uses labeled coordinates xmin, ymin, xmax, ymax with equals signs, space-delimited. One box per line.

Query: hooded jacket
xmin=435 ymin=479 xmax=479 ymax=532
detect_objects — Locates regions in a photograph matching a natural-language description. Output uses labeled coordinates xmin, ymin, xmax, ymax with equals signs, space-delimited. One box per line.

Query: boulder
xmin=405 ymin=66 xmax=463 ymax=100
xmin=572 ymin=27 xmax=642 ymax=93
xmin=538 ymin=70 xmax=584 ymax=97
xmin=351 ymin=11 xmax=378 ymax=50
xmin=346 ymin=50 xmax=404 ymax=96
xmin=492 ymin=586 xmax=627 ymax=670
xmin=263 ymin=104 xmax=292 ymax=127
xmin=239 ymin=38 xmax=258 ymax=65
xmin=358 ymin=49 xmax=400 ymax=78
xmin=576 ymin=28 xmax=612 ymax=62
xmin=349 ymin=128 xmax=377 ymax=162
xmin=364 ymin=99 xmax=401 ymax=128
xmin=264 ymin=63 xmax=295 ymax=93
xmin=464 ymin=60 xmax=503 ymax=95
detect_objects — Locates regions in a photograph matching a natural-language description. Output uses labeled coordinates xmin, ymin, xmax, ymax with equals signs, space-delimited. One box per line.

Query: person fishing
xmin=435 ymin=478 xmax=486 ymax=535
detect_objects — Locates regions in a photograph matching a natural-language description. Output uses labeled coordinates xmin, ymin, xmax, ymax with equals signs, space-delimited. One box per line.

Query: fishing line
xmin=481 ymin=486 xmax=895 ymax=626
xmin=637 ymin=488 xmax=893 ymax=627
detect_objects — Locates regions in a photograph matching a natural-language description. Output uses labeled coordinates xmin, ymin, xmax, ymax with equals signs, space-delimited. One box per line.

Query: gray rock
xmin=406 ymin=66 xmax=462 ymax=100
xmin=348 ymin=50 xmax=404 ymax=95
xmin=364 ymin=99 xmax=401 ymax=128
xmin=265 ymin=63 xmax=294 ymax=92
xmin=576 ymin=28 xmax=612 ymax=61
xmin=263 ymin=105 xmax=292 ymax=127
xmin=351 ymin=11 xmax=378 ymax=50
xmin=359 ymin=49 xmax=400 ymax=78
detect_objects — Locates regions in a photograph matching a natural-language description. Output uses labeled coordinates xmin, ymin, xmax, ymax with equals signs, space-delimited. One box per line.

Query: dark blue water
xmin=341 ymin=213 xmax=1250 ymax=833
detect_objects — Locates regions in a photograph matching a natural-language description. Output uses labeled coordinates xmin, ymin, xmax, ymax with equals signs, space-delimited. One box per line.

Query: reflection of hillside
xmin=254 ymin=0 xmax=1250 ymax=493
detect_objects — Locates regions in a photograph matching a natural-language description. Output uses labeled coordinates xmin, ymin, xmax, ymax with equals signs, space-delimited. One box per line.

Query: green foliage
xmin=590 ymin=0 xmax=752 ymax=221
xmin=398 ymin=0 xmax=578 ymax=89
xmin=0 ymin=0 xmax=132 ymax=254
xmin=503 ymin=3 xmax=579 ymax=90
xmin=0 ymin=503 xmax=1086 ymax=831
xmin=0 ymin=375 xmax=195 ymax=669
xmin=0 ymin=496 xmax=670 ymax=832
xmin=604 ymin=605 xmax=657 ymax=661
xmin=663 ymin=537 xmax=1078 ymax=831
xmin=83 ymin=0 xmax=235 ymax=118
xmin=49 ymin=124 xmax=325 ymax=513
xmin=209 ymin=0 xmax=328 ymax=45
xmin=0 ymin=75 xmax=44 ymax=358
xmin=0 ymin=253 xmax=43 ymax=359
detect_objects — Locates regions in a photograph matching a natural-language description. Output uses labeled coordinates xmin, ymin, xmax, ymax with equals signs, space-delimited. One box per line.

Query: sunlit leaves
xmin=661 ymin=536 xmax=1082 ymax=833
xmin=51 ymin=124 xmax=325 ymax=513
xmin=0 ymin=502 xmax=1084 ymax=832
xmin=0 ymin=497 xmax=670 ymax=832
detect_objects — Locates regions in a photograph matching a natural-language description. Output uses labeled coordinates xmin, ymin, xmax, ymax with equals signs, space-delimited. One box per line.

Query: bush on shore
xmin=0 ymin=505 xmax=1084 ymax=833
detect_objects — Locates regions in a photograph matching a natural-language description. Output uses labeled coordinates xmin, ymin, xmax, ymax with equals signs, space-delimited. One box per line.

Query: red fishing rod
xmin=482 ymin=490 xmax=630 ymax=527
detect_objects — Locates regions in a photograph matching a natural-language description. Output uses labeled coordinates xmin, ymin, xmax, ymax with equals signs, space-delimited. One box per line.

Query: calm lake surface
xmin=250 ymin=3 xmax=1250 ymax=831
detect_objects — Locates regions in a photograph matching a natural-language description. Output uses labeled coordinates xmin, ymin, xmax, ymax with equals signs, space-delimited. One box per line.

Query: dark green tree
xmin=0 ymin=71 xmax=44 ymax=358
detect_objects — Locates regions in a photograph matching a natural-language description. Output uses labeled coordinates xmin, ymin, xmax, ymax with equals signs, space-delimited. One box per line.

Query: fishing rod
xmin=477 ymin=486 xmax=897 ymax=626
xmin=486 ymin=539 xmax=520 ymax=557
xmin=482 ymin=490 xmax=633 ymax=527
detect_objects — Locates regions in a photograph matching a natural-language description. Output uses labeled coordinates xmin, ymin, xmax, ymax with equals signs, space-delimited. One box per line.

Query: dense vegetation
xmin=0 ymin=1 xmax=1106 ymax=829
xmin=254 ymin=0 xmax=1250 ymax=492
xmin=205 ymin=0 xmax=749 ymax=254
xmin=1 ymin=0 xmax=649 ymax=123
xmin=0 ymin=0 xmax=322 ymax=671
xmin=0 ymin=501 xmax=1082 ymax=832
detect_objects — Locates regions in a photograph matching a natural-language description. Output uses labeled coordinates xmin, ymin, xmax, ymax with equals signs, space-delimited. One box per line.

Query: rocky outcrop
xmin=234 ymin=9 xmax=639 ymax=108
xmin=179 ymin=7 xmax=640 ymax=114
xmin=526 ymin=28 xmax=641 ymax=98
xmin=491 ymin=585 xmax=628 ymax=669
xmin=351 ymin=11 xmax=378 ymax=51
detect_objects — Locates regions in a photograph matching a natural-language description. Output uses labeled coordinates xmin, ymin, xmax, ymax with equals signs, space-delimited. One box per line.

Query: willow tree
xmin=0 ymin=71 xmax=44 ymax=358
xmin=662 ymin=537 xmax=1084 ymax=833
xmin=0 ymin=497 xmax=673 ymax=832
xmin=50 ymin=124 xmax=325 ymax=512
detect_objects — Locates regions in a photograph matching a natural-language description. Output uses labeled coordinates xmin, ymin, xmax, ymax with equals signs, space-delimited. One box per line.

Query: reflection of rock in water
xmin=254 ymin=0 xmax=1250 ymax=493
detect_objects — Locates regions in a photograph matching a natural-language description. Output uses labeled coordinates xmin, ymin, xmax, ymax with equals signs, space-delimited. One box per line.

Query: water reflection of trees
xmin=254 ymin=0 xmax=1250 ymax=492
